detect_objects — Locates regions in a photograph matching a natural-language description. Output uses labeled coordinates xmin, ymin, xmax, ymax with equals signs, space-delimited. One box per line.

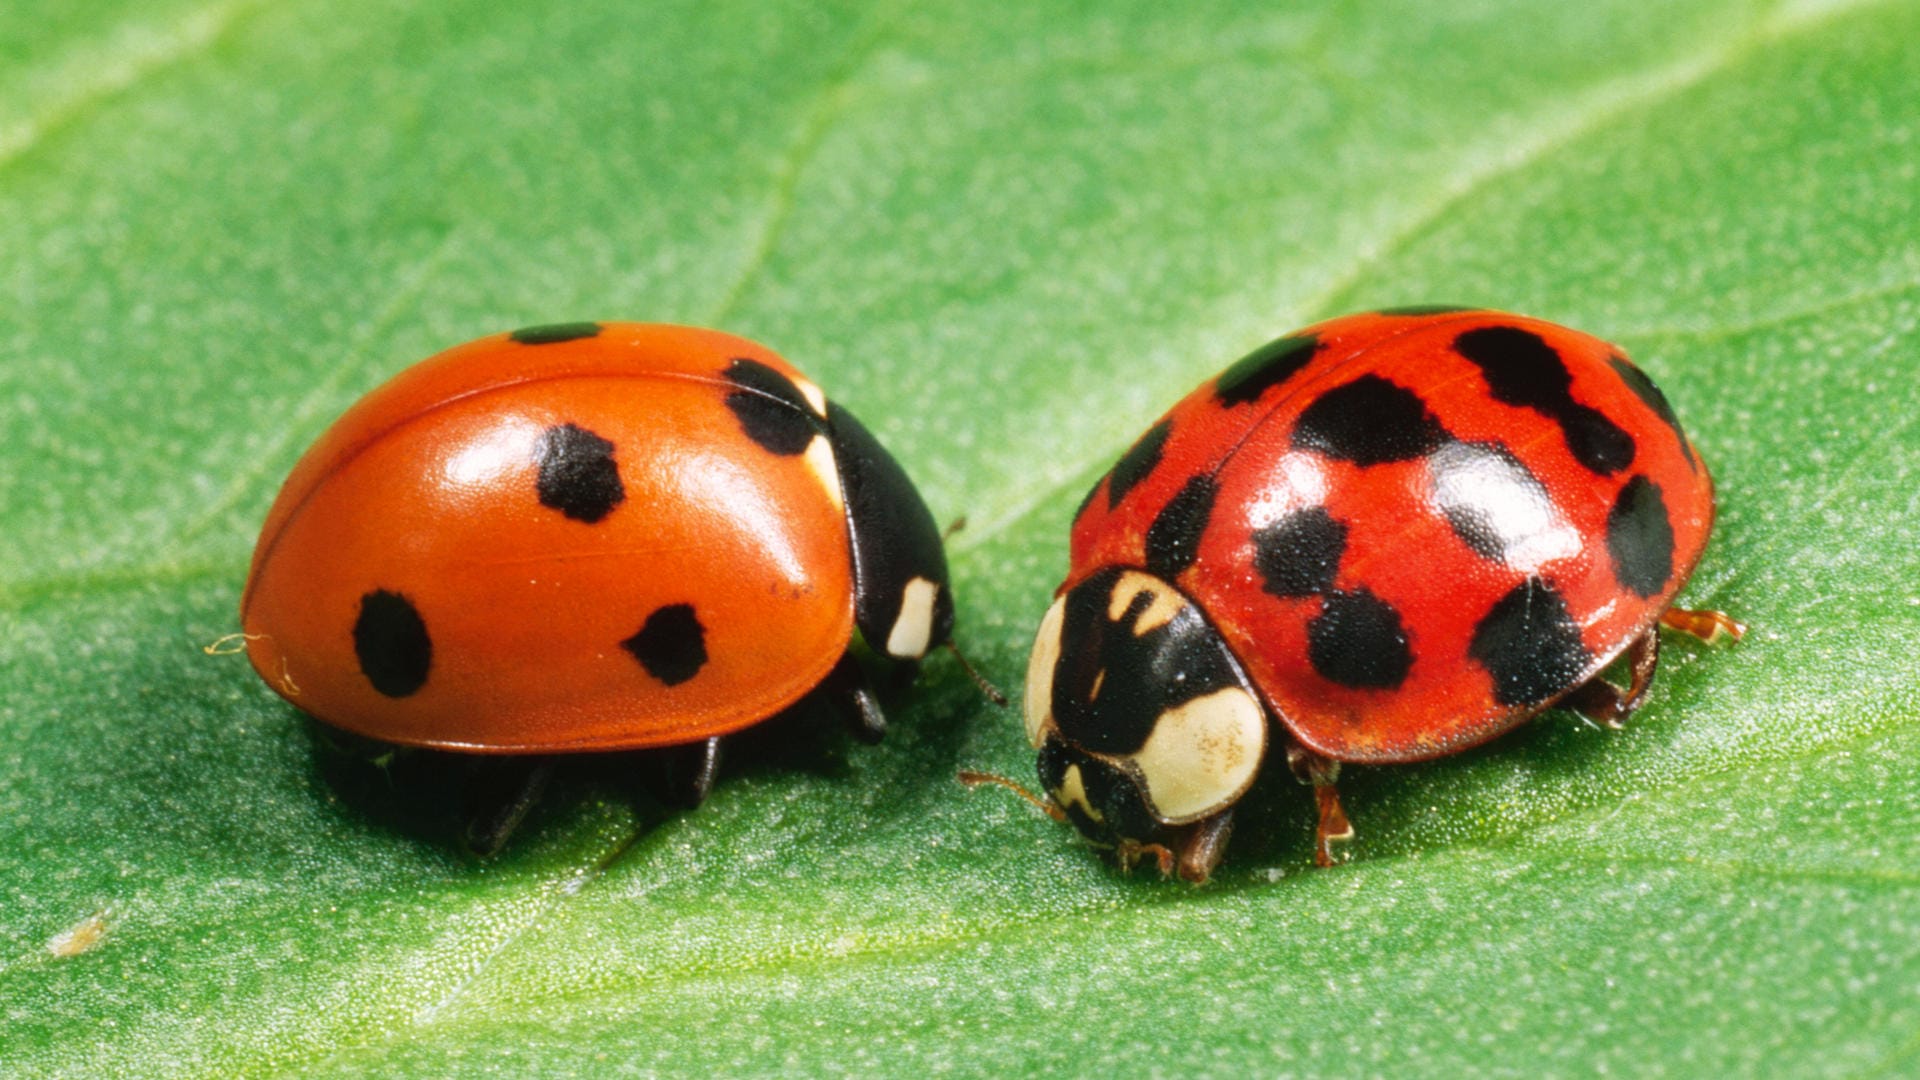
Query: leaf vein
xmin=1298 ymin=0 xmax=1893 ymax=322
xmin=0 ymin=0 xmax=267 ymax=175
xmin=703 ymin=11 xmax=902 ymax=326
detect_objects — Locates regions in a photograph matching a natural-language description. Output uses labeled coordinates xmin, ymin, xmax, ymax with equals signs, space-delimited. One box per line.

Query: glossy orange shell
xmin=241 ymin=324 xmax=855 ymax=752
xmin=1067 ymin=309 xmax=1715 ymax=764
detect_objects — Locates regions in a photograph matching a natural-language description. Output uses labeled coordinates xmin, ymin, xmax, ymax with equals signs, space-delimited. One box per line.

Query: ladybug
xmin=1013 ymin=307 xmax=1743 ymax=881
xmin=241 ymin=322 xmax=955 ymax=848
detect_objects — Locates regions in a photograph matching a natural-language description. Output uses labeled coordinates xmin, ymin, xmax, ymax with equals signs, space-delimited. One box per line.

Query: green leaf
xmin=4 ymin=0 xmax=1917 ymax=1074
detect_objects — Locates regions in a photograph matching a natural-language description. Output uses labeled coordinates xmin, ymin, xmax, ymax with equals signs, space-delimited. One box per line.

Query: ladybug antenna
xmin=941 ymin=515 xmax=969 ymax=541
xmin=944 ymin=641 xmax=1008 ymax=706
xmin=958 ymin=769 xmax=1067 ymax=822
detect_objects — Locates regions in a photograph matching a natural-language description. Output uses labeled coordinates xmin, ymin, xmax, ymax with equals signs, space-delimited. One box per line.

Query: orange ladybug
xmin=241 ymin=322 xmax=955 ymax=846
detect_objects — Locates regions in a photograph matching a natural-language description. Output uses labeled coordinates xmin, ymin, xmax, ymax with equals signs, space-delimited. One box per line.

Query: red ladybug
xmin=1017 ymin=308 xmax=1742 ymax=881
xmin=241 ymin=322 xmax=954 ymax=846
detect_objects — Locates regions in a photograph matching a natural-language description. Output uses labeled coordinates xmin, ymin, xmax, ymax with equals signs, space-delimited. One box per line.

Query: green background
xmin=4 ymin=0 xmax=1917 ymax=1075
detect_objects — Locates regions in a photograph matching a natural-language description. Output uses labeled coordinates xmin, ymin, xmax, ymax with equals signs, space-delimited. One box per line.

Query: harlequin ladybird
xmin=241 ymin=322 xmax=955 ymax=848
xmin=1007 ymin=307 xmax=1742 ymax=881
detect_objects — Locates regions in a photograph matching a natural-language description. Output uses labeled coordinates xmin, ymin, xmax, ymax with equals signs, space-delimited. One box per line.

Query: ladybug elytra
xmin=241 ymin=323 xmax=955 ymax=848
xmin=1012 ymin=308 xmax=1742 ymax=881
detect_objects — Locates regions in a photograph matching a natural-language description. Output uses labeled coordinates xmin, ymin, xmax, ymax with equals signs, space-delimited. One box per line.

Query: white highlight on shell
xmin=1128 ymin=686 xmax=1266 ymax=823
xmin=1023 ymin=595 xmax=1066 ymax=746
xmin=886 ymin=576 xmax=940 ymax=659
xmin=803 ymin=434 xmax=845 ymax=512
xmin=1426 ymin=440 xmax=1580 ymax=572
xmin=442 ymin=418 xmax=539 ymax=488
xmin=1244 ymin=452 xmax=1330 ymax=529
xmin=1107 ymin=571 xmax=1186 ymax=636
xmin=792 ymin=375 xmax=829 ymax=417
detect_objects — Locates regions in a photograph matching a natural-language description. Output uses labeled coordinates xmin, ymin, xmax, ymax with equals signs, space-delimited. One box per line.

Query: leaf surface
xmin=3 ymin=0 xmax=1918 ymax=1075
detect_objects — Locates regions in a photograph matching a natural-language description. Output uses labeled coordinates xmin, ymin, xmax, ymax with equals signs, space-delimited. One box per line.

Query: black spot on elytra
xmin=1561 ymin=411 xmax=1637 ymax=476
xmin=723 ymin=358 xmax=820 ymax=455
xmin=355 ymin=590 xmax=431 ymax=698
xmin=1455 ymin=325 xmax=1635 ymax=475
xmin=1609 ymin=355 xmax=1696 ymax=471
xmin=1291 ymin=375 xmax=1449 ymax=466
xmin=1144 ymin=475 xmax=1217 ymax=578
xmin=1607 ymin=475 xmax=1676 ymax=598
xmin=535 ymin=423 xmax=625 ymax=523
xmin=1106 ymin=419 xmax=1173 ymax=509
xmin=1307 ymin=588 xmax=1412 ymax=690
xmin=623 ymin=604 xmax=708 ymax=686
xmin=1214 ymin=334 xmax=1321 ymax=406
xmin=1425 ymin=441 xmax=1559 ymax=565
xmin=510 ymin=322 xmax=602 ymax=345
xmin=1468 ymin=577 xmax=1591 ymax=708
xmin=1456 ymin=327 xmax=1569 ymax=402
xmin=1376 ymin=304 xmax=1476 ymax=317
xmin=1253 ymin=507 xmax=1347 ymax=598
xmin=1050 ymin=567 xmax=1248 ymax=757
xmin=1073 ymin=475 xmax=1104 ymax=525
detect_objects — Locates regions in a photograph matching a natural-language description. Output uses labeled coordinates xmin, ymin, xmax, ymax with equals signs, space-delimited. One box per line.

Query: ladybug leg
xmin=1312 ymin=786 xmax=1354 ymax=868
xmin=656 ymin=736 xmax=724 ymax=810
xmin=1115 ymin=839 xmax=1176 ymax=878
xmin=1567 ymin=607 xmax=1743 ymax=730
xmin=1563 ymin=629 xmax=1660 ymax=730
xmin=1175 ymin=810 xmax=1235 ymax=884
xmin=821 ymin=653 xmax=888 ymax=744
xmin=1660 ymin=606 xmax=1747 ymax=644
xmin=463 ymin=757 xmax=556 ymax=857
xmin=1286 ymin=744 xmax=1354 ymax=868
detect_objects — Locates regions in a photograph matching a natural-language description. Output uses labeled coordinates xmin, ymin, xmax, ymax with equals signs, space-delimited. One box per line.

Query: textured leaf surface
xmin=4 ymin=0 xmax=1918 ymax=1075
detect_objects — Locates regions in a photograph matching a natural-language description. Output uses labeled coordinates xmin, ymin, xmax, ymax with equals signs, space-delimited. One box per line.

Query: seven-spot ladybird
xmin=1016 ymin=308 xmax=1743 ymax=881
xmin=241 ymin=322 xmax=955 ymax=847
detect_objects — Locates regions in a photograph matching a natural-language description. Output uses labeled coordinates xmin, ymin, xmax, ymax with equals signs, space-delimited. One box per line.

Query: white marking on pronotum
xmin=1128 ymin=686 xmax=1266 ymax=823
xmin=1107 ymin=571 xmax=1185 ymax=636
xmin=1024 ymin=595 xmax=1067 ymax=746
xmin=791 ymin=374 xmax=829 ymax=418
xmin=803 ymin=434 xmax=844 ymax=512
xmin=886 ymin=576 xmax=940 ymax=659
xmin=1054 ymin=764 xmax=1103 ymax=823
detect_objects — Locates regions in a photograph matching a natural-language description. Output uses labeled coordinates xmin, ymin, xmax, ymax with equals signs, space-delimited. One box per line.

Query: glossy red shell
xmin=241 ymin=324 xmax=855 ymax=753
xmin=1066 ymin=309 xmax=1715 ymax=764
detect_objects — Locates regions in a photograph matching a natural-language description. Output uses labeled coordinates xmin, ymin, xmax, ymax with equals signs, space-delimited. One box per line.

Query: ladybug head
xmin=1022 ymin=567 xmax=1267 ymax=869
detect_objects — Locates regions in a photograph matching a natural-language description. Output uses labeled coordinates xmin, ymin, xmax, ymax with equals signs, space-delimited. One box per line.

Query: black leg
xmin=655 ymin=736 xmax=724 ymax=810
xmin=1563 ymin=628 xmax=1660 ymax=729
xmin=464 ymin=757 xmax=555 ymax=857
xmin=822 ymin=654 xmax=888 ymax=744
xmin=313 ymin=723 xmax=409 ymax=777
